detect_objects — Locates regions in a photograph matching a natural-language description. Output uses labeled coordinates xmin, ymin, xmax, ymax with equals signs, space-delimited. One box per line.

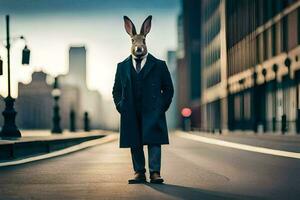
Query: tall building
xmin=64 ymin=47 xmax=87 ymax=90
xmin=62 ymin=46 xmax=103 ymax=129
xmin=226 ymin=0 xmax=300 ymax=134
xmin=177 ymin=0 xmax=202 ymax=130
xmin=201 ymin=0 xmax=228 ymax=132
xmin=176 ymin=13 xmax=189 ymax=126
xmin=166 ymin=50 xmax=178 ymax=129
xmin=175 ymin=0 xmax=300 ymax=134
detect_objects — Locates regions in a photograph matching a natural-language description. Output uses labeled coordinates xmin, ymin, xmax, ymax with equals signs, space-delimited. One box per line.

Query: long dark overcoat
xmin=112 ymin=53 xmax=174 ymax=148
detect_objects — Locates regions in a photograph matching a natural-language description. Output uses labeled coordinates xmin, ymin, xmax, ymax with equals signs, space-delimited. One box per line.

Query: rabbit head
xmin=123 ymin=15 xmax=152 ymax=58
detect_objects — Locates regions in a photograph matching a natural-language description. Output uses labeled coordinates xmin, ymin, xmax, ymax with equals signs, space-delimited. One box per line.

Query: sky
xmin=0 ymin=0 xmax=180 ymax=100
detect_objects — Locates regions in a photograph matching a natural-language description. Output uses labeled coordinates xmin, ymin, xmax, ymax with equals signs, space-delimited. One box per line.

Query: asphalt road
xmin=0 ymin=133 xmax=299 ymax=200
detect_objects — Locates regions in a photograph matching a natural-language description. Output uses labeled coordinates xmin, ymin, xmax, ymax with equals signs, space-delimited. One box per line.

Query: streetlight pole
xmin=262 ymin=68 xmax=267 ymax=133
xmin=238 ymin=79 xmax=245 ymax=130
xmin=6 ymin=15 xmax=11 ymax=97
xmin=272 ymin=64 xmax=278 ymax=133
xmin=281 ymin=57 xmax=292 ymax=134
xmin=69 ymin=106 xmax=76 ymax=132
xmin=252 ymin=71 xmax=258 ymax=133
xmin=296 ymin=70 xmax=300 ymax=134
xmin=51 ymin=76 xmax=62 ymax=134
xmin=0 ymin=15 xmax=22 ymax=138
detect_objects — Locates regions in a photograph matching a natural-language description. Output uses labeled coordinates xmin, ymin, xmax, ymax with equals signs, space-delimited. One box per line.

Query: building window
xmin=298 ymin=8 xmax=300 ymax=44
xmin=234 ymin=95 xmax=241 ymax=120
xmin=250 ymin=36 xmax=257 ymax=66
xmin=271 ymin=25 xmax=276 ymax=56
xmin=287 ymin=11 xmax=298 ymax=50
xmin=244 ymin=92 xmax=251 ymax=120
xmin=263 ymin=30 xmax=268 ymax=60
xmin=256 ymin=34 xmax=263 ymax=64
xmin=276 ymin=22 xmax=282 ymax=55
xmin=282 ymin=16 xmax=288 ymax=52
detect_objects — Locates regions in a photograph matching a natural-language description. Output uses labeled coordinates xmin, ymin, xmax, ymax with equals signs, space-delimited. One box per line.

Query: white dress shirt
xmin=132 ymin=53 xmax=148 ymax=71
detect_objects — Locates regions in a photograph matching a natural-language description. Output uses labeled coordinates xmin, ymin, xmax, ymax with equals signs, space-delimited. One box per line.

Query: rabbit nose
xmin=135 ymin=46 xmax=143 ymax=53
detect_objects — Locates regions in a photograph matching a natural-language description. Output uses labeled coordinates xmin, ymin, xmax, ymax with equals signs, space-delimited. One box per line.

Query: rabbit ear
xmin=140 ymin=15 xmax=152 ymax=36
xmin=123 ymin=16 xmax=137 ymax=37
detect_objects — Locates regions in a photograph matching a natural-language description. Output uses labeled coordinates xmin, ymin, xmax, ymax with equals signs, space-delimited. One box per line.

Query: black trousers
xmin=130 ymin=145 xmax=161 ymax=173
xmin=130 ymin=107 xmax=161 ymax=173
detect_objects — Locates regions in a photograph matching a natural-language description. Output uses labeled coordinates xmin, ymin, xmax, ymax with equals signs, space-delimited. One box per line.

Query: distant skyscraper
xmin=201 ymin=0 xmax=228 ymax=133
xmin=64 ymin=46 xmax=87 ymax=90
xmin=166 ymin=50 xmax=178 ymax=129
xmin=176 ymin=13 xmax=189 ymax=122
xmin=176 ymin=0 xmax=202 ymax=130
xmin=62 ymin=46 xmax=103 ymax=129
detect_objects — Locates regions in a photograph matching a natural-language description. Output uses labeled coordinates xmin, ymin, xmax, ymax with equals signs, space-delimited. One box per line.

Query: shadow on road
xmin=146 ymin=183 xmax=264 ymax=200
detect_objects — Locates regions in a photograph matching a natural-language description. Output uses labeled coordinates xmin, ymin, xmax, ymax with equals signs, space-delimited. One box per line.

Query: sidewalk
xmin=0 ymin=129 xmax=115 ymax=163
xmin=185 ymin=130 xmax=300 ymax=153
xmin=0 ymin=129 xmax=109 ymax=144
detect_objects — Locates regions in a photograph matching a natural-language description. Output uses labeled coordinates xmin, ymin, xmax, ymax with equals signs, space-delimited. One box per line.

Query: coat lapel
xmin=142 ymin=54 xmax=155 ymax=79
xmin=124 ymin=55 xmax=132 ymax=84
xmin=124 ymin=54 xmax=156 ymax=82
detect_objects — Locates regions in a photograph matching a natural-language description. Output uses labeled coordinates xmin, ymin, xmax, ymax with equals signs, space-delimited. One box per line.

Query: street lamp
xmin=69 ymin=106 xmax=76 ymax=132
xmin=22 ymin=45 xmax=30 ymax=65
xmin=272 ymin=64 xmax=279 ymax=133
xmin=84 ymin=111 xmax=90 ymax=132
xmin=51 ymin=77 xmax=62 ymax=134
xmin=262 ymin=68 xmax=267 ymax=133
xmin=282 ymin=57 xmax=292 ymax=134
xmin=252 ymin=71 xmax=258 ymax=133
xmin=0 ymin=15 xmax=30 ymax=138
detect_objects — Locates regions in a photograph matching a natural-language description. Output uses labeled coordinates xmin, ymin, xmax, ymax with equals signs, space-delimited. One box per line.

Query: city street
xmin=0 ymin=132 xmax=299 ymax=200
xmin=1 ymin=0 xmax=300 ymax=199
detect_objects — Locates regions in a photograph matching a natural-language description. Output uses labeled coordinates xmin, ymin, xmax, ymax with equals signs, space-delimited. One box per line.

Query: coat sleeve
xmin=112 ymin=64 xmax=122 ymax=113
xmin=161 ymin=61 xmax=174 ymax=112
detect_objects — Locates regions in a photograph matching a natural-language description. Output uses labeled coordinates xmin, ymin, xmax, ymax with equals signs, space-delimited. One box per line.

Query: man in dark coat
xmin=112 ymin=15 xmax=174 ymax=184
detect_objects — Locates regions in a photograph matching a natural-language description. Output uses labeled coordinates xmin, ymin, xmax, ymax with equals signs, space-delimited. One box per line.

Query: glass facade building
xmin=201 ymin=0 xmax=228 ymax=132
xmin=226 ymin=0 xmax=300 ymax=133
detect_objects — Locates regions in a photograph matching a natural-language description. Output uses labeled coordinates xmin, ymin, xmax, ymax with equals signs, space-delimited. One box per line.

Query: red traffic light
xmin=181 ymin=108 xmax=192 ymax=117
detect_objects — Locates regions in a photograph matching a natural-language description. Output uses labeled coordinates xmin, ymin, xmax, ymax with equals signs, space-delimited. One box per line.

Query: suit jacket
xmin=112 ymin=53 xmax=174 ymax=148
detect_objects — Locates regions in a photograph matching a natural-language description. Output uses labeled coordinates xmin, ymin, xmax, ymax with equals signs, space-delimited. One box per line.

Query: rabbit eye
xmin=131 ymin=39 xmax=134 ymax=43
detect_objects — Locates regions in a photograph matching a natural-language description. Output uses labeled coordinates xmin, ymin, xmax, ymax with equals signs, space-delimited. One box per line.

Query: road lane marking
xmin=176 ymin=131 xmax=300 ymax=159
xmin=0 ymin=134 xmax=119 ymax=167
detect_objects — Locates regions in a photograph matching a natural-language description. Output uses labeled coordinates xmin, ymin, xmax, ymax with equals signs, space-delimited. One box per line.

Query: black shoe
xmin=128 ymin=172 xmax=147 ymax=184
xmin=150 ymin=172 xmax=164 ymax=184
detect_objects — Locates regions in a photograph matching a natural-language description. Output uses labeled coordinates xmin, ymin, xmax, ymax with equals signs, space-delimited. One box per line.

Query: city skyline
xmin=0 ymin=0 xmax=180 ymax=100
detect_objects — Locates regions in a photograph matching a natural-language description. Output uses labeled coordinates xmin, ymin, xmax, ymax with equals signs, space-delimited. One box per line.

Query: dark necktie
xmin=135 ymin=58 xmax=142 ymax=73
